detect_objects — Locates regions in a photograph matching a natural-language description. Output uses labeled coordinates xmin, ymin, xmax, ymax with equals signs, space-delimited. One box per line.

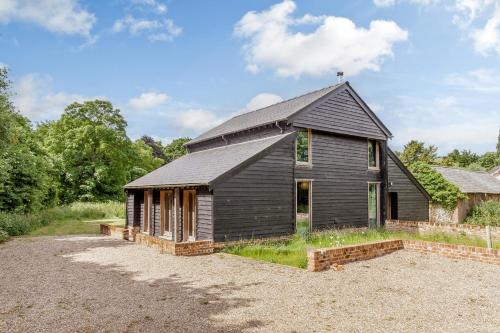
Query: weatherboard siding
xmin=212 ymin=140 xmax=294 ymax=241
xmin=295 ymin=131 xmax=384 ymax=229
xmin=388 ymin=156 xmax=429 ymax=221
xmin=196 ymin=191 xmax=213 ymax=240
xmin=188 ymin=123 xmax=291 ymax=153
xmin=292 ymin=89 xmax=387 ymax=140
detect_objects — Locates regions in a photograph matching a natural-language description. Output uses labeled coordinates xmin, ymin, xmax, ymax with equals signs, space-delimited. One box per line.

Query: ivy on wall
xmin=408 ymin=162 xmax=466 ymax=210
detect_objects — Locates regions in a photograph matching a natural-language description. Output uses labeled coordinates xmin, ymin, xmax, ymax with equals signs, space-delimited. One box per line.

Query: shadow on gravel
xmin=0 ymin=236 xmax=266 ymax=333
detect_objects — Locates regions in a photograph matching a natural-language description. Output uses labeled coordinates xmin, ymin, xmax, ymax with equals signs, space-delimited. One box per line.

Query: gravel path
xmin=1 ymin=236 xmax=499 ymax=333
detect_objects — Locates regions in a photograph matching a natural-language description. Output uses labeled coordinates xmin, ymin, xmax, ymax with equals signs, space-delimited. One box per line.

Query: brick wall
xmin=386 ymin=219 xmax=500 ymax=241
xmin=403 ymin=239 xmax=500 ymax=265
xmin=100 ymin=224 xmax=130 ymax=240
xmin=134 ymin=233 xmax=213 ymax=256
xmin=307 ymin=240 xmax=404 ymax=272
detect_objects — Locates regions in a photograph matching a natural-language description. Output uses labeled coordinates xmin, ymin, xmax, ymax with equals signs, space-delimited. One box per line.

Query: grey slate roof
xmin=434 ymin=166 xmax=500 ymax=194
xmin=187 ymin=84 xmax=343 ymax=145
xmin=124 ymin=133 xmax=294 ymax=188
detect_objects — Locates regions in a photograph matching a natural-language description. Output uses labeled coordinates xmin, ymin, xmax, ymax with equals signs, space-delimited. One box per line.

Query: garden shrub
xmin=0 ymin=228 xmax=8 ymax=242
xmin=464 ymin=200 xmax=500 ymax=226
xmin=408 ymin=162 xmax=466 ymax=210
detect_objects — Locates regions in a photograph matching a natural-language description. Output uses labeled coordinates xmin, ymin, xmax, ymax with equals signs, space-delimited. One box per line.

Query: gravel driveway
xmin=1 ymin=236 xmax=499 ymax=333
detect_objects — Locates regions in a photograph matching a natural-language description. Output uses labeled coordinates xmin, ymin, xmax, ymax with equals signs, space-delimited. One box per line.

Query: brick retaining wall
xmin=307 ymin=240 xmax=404 ymax=272
xmin=403 ymin=240 xmax=500 ymax=265
xmin=386 ymin=219 xmax=500 ymax=241
xmin=308 ymin=238 xmax=500 ymax=271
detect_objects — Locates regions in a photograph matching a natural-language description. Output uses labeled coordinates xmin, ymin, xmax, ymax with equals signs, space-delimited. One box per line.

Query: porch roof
xmin=124 ymin=133 xmax=294 ymax=189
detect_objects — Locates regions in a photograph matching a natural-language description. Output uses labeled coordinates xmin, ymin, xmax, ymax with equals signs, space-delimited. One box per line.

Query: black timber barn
xmin=124 ymin=82 xmax=430 ymax=242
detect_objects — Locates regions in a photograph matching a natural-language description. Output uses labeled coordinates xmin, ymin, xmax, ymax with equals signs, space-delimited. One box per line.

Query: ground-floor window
xmin=160 ymin=190 xmax=174 ymax=238
xmin=296 ymin=180 xmax=312 ymax=234
xmin=368 ymin=183 xmax=380 ymax=228
xmin=143 ymin=190 xmax=151 ymax=233
xmin=183 ymin=190 xmax=196 ymax=241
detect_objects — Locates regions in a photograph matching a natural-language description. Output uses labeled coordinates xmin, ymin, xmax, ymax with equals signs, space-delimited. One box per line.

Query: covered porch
xmin=125 ymin=185 xmax=213 ymax=243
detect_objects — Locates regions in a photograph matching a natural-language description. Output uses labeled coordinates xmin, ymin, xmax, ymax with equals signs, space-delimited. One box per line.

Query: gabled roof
xmin=124 ymin=133 xmax=294 ymax=189
xmin=187 ymin=83 xmax=344 ymax=145
xmin=387 ymin=149 xmax=431 ymax=200
xmin=434 ymin=166 xmax=500 ymax=194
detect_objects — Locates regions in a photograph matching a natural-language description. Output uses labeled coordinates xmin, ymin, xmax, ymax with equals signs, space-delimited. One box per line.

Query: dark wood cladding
xmin=292 ymin=89 xmax=387 ymax=140
xmin=187 ymin=122 xmax=291 ymax=153
xmin=197 ymin=192 xmax=213 ymax=240
xmin=295 ymin=131 xmax=384 ymax=229
xmin=388 ymin=156 xmax=429 ymax=221
xmin=212 ymin=140 xmax=294 ymax=241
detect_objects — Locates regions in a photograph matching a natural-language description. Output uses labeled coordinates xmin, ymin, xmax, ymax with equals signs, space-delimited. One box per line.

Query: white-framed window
xmin=368 ymin=139 xmax=380 ymax=170
xmin=296 ymin=128 xmax=312 ymax=166
xmin=160 ymin=190 xmax=174 ymax=239
xmin=367 ymin=182 xmax=380 ymax=228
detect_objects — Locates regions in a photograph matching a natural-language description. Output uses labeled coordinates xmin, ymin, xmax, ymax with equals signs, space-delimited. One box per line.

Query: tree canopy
xmin=396 ymin=140 xmax=437 ymax=166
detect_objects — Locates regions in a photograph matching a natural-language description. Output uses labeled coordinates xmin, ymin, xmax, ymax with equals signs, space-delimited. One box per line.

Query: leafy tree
xmin=408 ymin=162 xmax=466 ymax=210
xmin=478 ymin=152 xmax=500 ymax=171
xmin=497 ymin=130 xmax=500 ymax=155
xmin=163 ymin=137 xmax=190 ymax=163
xmin=140 ymin=135 xmax=166 ymax=161
xmin=0 ymin=67 xmax=54 ymax=212
xmin=43 ymin=100 xmax=133 ymax=202
xmin=442 ymin=149 xmax=479 ymax=168
xmin=397 ymin=140 xmax=437 ymax=167
xmin=129 ymin=140 xmax=165 ymax=180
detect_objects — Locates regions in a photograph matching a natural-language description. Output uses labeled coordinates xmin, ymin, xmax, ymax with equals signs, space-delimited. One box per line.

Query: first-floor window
xmin=143 ymin=190 xmax=151 ymax=233
xmin=368 ymin=183 xmax=380 ymax=228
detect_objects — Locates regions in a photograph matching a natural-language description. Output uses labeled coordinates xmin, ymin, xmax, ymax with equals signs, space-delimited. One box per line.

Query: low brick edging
xmin=100 ymin=224 xmax=130 ymax=240
xmin=307 ymin=240 xmax=404 ymax=272
xmin=403 ymin=239 xmax=500 ymax=265
xmin=386 ymin=219 xmax=500 ymax=241
xmin=307 ymin=238 xmax=500 ymax=271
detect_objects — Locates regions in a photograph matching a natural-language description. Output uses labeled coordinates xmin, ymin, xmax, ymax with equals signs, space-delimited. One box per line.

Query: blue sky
xmin=1 ymin=0 xmax=499 ymax=154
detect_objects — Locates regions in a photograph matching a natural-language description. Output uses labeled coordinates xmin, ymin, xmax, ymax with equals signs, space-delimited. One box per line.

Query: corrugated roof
xmin=187 ymin=84 xmax=342 ymax=145
xmin=124 ymin=133 xmax=293 ymax=188
xmin=434 ymin=166 xmax=500 ymax=194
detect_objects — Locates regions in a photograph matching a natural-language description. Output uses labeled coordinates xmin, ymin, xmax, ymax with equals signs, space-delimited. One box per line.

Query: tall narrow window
xmin=368 ymin=140 xmax=379 ymax=169
xmin=296 ymin=129 xmax=311 ymax=165
xmin=160 ymin=191 xmax=174 ymax=238
xmin=368 ymin=183 xmax=380 ymax=228
xmin=143 ymin=190 xmax=150 ymax=233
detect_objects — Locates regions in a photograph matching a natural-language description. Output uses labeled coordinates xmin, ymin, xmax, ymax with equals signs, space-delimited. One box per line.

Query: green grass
xmin=224 ymin=229 xmax=500 ymax=269
xmin=0 ymin=202 xmax=125 ymax=241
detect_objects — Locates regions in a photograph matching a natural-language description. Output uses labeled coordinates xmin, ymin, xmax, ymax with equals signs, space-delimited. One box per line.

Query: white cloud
xmin=386 ymin=95 xmax=500 ymax=153
xmin=234 ymin=0 xmax=408 ymax=77
xmin=173 ymin=109 xmax=226 ymax=131
xmin=376 ymin=0 xmax=500 ymax=55
xmin=112 ymin=0 xmax=181 ymax=42
xmin=445 ymin=68 xmax=500 ymax=92
xmin=128 ymin=91 xmax=169 ymax=110
xmin=0 ymin=0 xmax=96 ymax=40
xmin=246 ymin=93 xmax=283 ymax=111
xmin=373 ymin=0 xmax=440 ymax=7
xmin=13 ymin=73 xmax=104 ymax=121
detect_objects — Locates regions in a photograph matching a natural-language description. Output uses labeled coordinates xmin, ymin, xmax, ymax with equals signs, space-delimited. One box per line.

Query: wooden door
xmin=183 ymin=190 xmax=196 ymax=241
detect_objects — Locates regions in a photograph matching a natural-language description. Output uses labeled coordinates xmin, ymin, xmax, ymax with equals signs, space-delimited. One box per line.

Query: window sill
xmin=368 ymin=167 xmax=380 ymax=171
xmin=296 ymin=163 xmax=313 ymax=168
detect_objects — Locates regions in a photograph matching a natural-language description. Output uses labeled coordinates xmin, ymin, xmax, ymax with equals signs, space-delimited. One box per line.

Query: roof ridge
xmin=230 ymin=83 xmax=341 ymax=120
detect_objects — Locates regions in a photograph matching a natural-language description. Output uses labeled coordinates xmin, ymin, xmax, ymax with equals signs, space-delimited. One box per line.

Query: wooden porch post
xmin=174 ymin=188 xmax=180 ymax=242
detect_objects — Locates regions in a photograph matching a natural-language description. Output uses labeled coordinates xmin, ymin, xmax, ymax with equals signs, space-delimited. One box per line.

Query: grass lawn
xmin=224 ymin=229 xmax=500 ymax=269
xmin=29 ymin=218 xmax=125 ymax=236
